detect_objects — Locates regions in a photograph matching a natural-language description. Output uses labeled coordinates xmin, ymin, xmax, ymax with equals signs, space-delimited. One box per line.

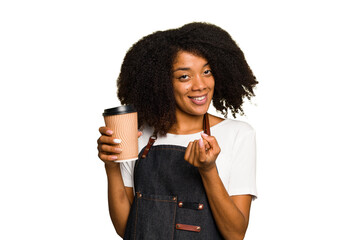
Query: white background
xmin=1 ymin=0 xmax=359 ymax=239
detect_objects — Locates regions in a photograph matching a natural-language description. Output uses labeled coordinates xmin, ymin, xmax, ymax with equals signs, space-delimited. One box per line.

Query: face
xmin=172 ymin=51 xmax=215 ymax=117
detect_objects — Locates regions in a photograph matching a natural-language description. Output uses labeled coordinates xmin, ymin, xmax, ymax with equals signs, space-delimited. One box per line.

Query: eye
xmin=178 ymin=75 xmax=190 ymax=81
xmin=204 ymin=69 xmax=212 ymax=75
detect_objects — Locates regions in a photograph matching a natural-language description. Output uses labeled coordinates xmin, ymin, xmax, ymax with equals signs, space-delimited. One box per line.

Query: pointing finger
xmin=198 ymin=138 xmax=207 ymax=161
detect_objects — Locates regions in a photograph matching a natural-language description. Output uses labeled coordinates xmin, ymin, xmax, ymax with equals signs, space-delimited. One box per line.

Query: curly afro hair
xmin=117 ymin=22 xmax=258 ymax=135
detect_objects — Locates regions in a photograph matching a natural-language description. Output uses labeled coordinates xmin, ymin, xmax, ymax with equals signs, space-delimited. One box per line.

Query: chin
xmin=189 ymin=106 xmax=210 ymax=116
xmin=176 ymin=101 xmax=211 ymax=117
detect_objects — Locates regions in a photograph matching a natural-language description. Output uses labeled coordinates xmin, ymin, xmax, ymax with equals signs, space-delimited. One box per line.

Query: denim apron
xmin=124 ymin=114 xmax=224 ymax=239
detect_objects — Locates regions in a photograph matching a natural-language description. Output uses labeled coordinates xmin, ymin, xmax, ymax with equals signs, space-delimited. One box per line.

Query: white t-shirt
xmin=120 ymin=118 xmax=257 ymax=198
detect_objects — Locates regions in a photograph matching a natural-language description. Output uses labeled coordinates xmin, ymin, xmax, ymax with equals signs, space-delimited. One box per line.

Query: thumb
xmin=201 ymin=133 xmax=220 ymax=154
xmin=201 ymin=133 xmax=214 ymax=145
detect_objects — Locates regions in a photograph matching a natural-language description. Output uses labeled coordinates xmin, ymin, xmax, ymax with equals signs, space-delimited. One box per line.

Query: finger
xmin=201 ymin=133 xmax=220 ymax=153
xmin=138 ymin=131 xmax=143 ymax=138
xmin=198 ymin=138 xmax=207 ymax=161
xmin=99 ymin=135 xmax=122 ymax=145
xmin=99 ymin=144 xmax=122 ymax=154
xmin=190 ymin=140 xmax=199 ymax=165
xmin=202 ymin=138 xmax=210 ymax=151
xmin=98 ymin=152 xmax=119 ymax=161
xmin=99 ymin=126 xmax=114 ymax=136
xmin=187 ymin=141 xmax=197 ymax=165
xmin=184 ymin=141 xmax=194 ymax=161
xmin=193 ymin=140 xmax=199 ymax=156
xmin=200 ymin=133 xmax=216 ymax=145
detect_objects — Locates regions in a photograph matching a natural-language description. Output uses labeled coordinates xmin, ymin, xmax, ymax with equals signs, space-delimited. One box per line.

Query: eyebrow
xmin=173 ymin=62 xmax=210 ymax=72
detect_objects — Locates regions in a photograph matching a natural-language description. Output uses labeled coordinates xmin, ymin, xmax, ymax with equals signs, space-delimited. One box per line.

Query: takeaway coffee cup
xmin=103 ymin=105 xmax=138 ymax=162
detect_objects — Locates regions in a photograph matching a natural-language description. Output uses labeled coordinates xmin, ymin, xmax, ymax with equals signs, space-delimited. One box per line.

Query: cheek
xmin=173 ymin=82 xmax=190 ymax=95
xmin=208 ymin=78 xmax=215 ymax=93
xmin=173 ymin=84 xmax=185 ymax=102
xmin=210 ymin=77 xmax=215 ymax=88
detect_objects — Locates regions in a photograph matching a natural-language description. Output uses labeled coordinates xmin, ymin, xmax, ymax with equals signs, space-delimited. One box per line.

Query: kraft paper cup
xmin=103 ymin=105 xmax=138 ymax=162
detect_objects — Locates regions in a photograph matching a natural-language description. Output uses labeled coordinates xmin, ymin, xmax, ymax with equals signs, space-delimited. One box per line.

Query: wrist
xmin=104 ymin=162 xmax=120 ymax=171
xmin=104 ymin=162 xmax=123 ymax=181
xmin=198 ymin=164 xmax=217 ymax=177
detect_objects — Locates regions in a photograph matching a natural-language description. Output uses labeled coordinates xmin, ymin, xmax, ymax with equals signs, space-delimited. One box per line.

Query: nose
xmin=191 ymin=74 xmax=207 ymax=91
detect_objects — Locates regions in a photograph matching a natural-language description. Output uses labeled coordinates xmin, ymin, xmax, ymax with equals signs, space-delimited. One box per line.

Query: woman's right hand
xmin=97 ymin=127 xmax=123 ymax=166
xmin=97 ymin=127 xmax=142 ymax=166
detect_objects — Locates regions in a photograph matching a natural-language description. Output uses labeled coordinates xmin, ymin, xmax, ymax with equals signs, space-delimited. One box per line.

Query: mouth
xmin=188 ymin=94 xmax=208 ymax=105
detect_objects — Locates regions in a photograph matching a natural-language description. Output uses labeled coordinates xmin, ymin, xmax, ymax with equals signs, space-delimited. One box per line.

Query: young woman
xmin=97 ymin=22 xmax=258 ymax=239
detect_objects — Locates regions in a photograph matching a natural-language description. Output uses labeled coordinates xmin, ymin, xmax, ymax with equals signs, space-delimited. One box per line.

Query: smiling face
xmin=172 ymin=51 xmax=215 ymax=119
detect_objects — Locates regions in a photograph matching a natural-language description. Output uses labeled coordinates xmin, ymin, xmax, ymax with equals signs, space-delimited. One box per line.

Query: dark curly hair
xmin=117 ymin=22 xmax=258 ymax=135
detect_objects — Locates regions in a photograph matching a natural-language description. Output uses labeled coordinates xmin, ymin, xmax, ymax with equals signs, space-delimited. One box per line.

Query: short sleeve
xmin=228 ymin=128 xmax=257 ymax=199
xmin=119 ymin=128 xmax=151 ymax=188
xmin=120 ymin=161 xmax=136 ymax=188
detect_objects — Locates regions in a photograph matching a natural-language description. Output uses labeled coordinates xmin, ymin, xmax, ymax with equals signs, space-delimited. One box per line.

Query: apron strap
xmin=141 ymin=113 xmax=210 ymax=159
xmin=203 ymin=113 xmax=211 ymax=136
xmin=141 ymin=135 xmax=157 ymax=159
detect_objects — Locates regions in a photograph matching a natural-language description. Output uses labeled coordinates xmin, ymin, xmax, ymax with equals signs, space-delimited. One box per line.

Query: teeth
xmin=192 ymin=96 xmax=206 ymax=101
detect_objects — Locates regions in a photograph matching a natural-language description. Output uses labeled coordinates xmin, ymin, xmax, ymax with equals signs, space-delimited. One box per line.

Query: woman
xmin=97 ymin=22 xmax=258 ymax=239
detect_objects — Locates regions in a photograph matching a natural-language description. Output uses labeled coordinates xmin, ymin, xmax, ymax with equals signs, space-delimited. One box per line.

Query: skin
xmin=97 ymin=129 xmax=139 ymax=236
xmin=97 ymin=51 xmax=252 ymax=239
xmin=169 ymin=51 xmax=215 ymax=134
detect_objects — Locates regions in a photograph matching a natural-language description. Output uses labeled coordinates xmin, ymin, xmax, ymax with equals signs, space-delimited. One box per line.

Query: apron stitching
xmin=171 ymin=198 xmax=177 ymax=240
xmin=151 ymin=147 xmax=186 ymax=152
xmin=133 ymin=196 xmax=139 ymax=240
xmin=141 ymin=197 xmax=176 ymax=202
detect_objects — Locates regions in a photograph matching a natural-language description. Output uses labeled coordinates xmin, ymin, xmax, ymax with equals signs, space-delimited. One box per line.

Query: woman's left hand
xmin=184 ymin=133 xmax=221 ymax=172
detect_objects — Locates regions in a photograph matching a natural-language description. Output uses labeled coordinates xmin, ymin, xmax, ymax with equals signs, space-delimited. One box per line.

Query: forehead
xmin=172 ymin=51 xmax=208 ymax=67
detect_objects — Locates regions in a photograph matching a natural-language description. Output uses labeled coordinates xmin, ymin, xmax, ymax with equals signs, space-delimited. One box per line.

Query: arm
xmin=199 ymin=167 xmax=251 ymax=239
xmin=105 ymin=164 xmax=133 ymax=237
xmin=98 ymin=127 xmax=138 ymax=237
xmin=184 ymin=133 xmax=252 ymax=239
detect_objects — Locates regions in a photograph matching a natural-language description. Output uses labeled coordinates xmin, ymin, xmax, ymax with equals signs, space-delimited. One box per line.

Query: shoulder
xmin=211 ymin=118 xmax=256 ymax=153
xmin=138 ymin=124 xmax=155 ymax=149
xmin=139 ymin=124 xmax=154 ymax=138
xmin=215 ymin=119 xmax=257 ymax=178
xmin=212 ymin=118 xmax=255 ymax=136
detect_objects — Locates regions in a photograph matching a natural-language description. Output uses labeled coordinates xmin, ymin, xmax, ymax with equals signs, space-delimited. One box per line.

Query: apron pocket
xmin=133 ymin=192 xmax=177 ymax=240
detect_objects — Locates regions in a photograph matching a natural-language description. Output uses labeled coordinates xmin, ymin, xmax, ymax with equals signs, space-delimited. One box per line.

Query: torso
xmin=120 ymin=118 xmax=257 ymax=202
xmin=123 ymin=115 xmax=225 ymax=239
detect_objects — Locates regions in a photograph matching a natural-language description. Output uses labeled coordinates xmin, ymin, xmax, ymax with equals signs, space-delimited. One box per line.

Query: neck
xmin=168 ymin=111 xmax=205 ymax=134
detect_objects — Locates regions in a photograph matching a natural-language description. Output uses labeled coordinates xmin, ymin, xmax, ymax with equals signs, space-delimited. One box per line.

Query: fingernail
xmin=115 ymin=148 xmax=122 ymax=153
xmin=113 ymin=139 xmax=122 ymax=144
xmin=110 ymin=156 xmax=118 ymax=160
xmin=106 ymin=130 xmax=113 ymax=135
xmin=201 ymin=133 xmax=208 ymax=137
xmin=199 ymin=138 xmax=204 ymax=148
